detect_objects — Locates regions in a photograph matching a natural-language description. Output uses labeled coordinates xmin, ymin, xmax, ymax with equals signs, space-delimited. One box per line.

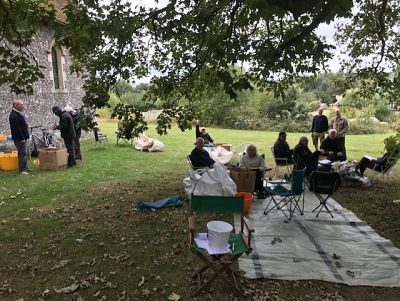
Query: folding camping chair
xmin=271 ymin=145 xmax=293 ymax=178
xmin=367 ymin=154 xmax=400 ymax=183
xmin=115 ymin=121 xmax=134 ymax=145
xmin=93 ymin=127 xmax=109 ymax=147
xmin=308 ymin=171 xmax=341 ymax=218
xmin=263 ymin=168 xmax=306 ymax=221
xmin=188 ymin=195 xmax=254 ymax=297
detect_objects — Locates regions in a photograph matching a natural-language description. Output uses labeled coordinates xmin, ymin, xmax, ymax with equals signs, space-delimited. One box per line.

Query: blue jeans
xmin=14 ymin=140 xmax=28 ymax=172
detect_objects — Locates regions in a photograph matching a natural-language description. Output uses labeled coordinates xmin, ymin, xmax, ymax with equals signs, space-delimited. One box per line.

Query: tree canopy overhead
xmin=1 ymin=0 xmax=400 ymax=134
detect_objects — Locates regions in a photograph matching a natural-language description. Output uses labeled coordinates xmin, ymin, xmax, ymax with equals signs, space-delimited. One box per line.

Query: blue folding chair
xmin=264 ymin=168 xmax=306 ymax=220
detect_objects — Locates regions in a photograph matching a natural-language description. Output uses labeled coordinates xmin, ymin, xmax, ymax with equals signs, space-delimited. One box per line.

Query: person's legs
xmin=74 ymin=137 xmax=82 ymax=161
xmin=254 ymin=169 xmax=265 ymax=197
xmin=356 ymin=157 xmax=374 ymax=176
xmin=64 ymin=138 xmax=76 ymax=167
xmin=312 ymin=132 xmax=319 ymax=150
xmin=317 ymin=133 xmax=325 ymax=149
xmin=14 ymin=140 xmax=28 ymax=172
xmin=338 ymin=137 xmax=346 ymax=160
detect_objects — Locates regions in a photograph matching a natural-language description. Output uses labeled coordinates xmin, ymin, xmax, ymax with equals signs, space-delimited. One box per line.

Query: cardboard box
xmin=39 ymin=148 xmax=68 ymax=171
xmin=228 ymin=167 xmax=256 ymax=193
xmin=213 ymin=143 xmax=232 ymax=151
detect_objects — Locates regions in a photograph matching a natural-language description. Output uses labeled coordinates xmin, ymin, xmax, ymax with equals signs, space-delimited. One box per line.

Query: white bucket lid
xmin=207 ymin=221 xmax=233 ymax=233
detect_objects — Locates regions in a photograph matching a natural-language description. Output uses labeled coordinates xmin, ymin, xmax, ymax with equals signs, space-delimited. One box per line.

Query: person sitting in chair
xmin=355 ymin=148 xmax=400 ymax=176
xmin=195 ymin=121 xmax=214 ymax=146
xmin=273 ymin=131 xmax=294 ymax=164
xmin=320 ymin=129 xmax=345 ymax=162
xmin=239 ymin=144 xmax=267 ymax=198
xmin=293 ymin=136 xmax=322 ymax=176
xmin=190 ymin=137 xmax=215 ymax=169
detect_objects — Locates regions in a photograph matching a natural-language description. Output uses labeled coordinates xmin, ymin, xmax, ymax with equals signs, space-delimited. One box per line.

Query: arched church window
xmin=51 ymin=45 xmax=64 ymax=90
xmin=51 ymin=47 xmax=60 ymax=89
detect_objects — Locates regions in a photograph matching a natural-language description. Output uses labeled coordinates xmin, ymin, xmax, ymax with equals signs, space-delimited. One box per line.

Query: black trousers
xmin=64 ymin=138 xmax=76 ymax=166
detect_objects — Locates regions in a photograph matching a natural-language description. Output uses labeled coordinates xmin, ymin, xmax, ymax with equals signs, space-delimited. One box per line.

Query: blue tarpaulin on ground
xmin=138 ymin=196 xmax=182 ymax=210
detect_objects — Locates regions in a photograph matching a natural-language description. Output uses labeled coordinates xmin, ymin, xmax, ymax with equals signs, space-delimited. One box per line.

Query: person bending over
xmin=239 ymin=144 xmax=267 ymax=198
xmin=273 ymin=131 xmax=294 ymax=165
xmin=320 ymin=129 xmax=345 ymax=162
xmin=190 ymin=137 xmax=215 ymax=169
xmin=52 ymin=106 xmax=76 ymax=167
xmin=293 ymin=136 xmax=322 ymax=175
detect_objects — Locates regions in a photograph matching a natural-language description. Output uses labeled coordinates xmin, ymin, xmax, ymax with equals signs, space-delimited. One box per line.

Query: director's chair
xmin=188 ymin=195 xmax=254 ymax=297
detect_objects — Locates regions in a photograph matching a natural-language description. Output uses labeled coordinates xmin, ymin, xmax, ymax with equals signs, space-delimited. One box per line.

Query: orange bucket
xmin=235 ymin=192 xmax=254 ymax=214
xmin=1 ymin=152 xmax=18 ymax=171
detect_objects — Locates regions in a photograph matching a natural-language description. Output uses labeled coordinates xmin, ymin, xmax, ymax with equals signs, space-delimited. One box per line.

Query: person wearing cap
xmin=310 ymin=107 xmax=329 ymax=151
xmin=273 ymin=132 xmax=293 ymax=165
xmin=195 ymin=121 xmax=214 ymax=146
xmin=330 ymin=108 xmax=349 ymax=159
xmin=9 ymin=99 xmax=30 ymax=174
xmin=52 ymin=105 xmax=76 ymax=167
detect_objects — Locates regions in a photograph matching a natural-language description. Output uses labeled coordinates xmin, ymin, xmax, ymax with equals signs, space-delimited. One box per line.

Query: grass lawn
xmin=0 ymin=122 xmax=399 ymax=300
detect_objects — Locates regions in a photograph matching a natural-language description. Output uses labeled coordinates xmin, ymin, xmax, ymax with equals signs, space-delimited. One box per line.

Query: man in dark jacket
xmin=190 ymin=137 xmax=215 ymax=169
xmin=310 ymin=108 xmax=329 ymax=150
xmin=64 ymin=105 xmax=82 ymax=161
xmin=320 ymin=129 xmax=345 ymax=162
xmin=52 ymin=105 xmax=76 ymax=167
xmin=273 ymin=132 xmax=293 ymax=165
xmin=293 ymin=136 xmax=322 ymax=175
xmin=195 ymin=121 xmax=214 ymax=146
xmin=9 ymin=100 xmax=30 ymax=174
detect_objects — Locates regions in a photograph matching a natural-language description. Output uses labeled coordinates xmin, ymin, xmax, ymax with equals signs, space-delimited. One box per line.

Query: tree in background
xmin=2 ymin=0 xmax=400 ymax=136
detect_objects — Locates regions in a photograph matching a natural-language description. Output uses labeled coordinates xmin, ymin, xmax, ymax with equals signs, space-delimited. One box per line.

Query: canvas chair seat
xmin=264 ymin=168 xmax=306 ymax=221
xmin=368 ymin=154 xmax=399 ymax=183
xmin=189 ymin=195 xmax=254 ymax=297
xmin=308 ymin=171 xmax=341 ymax=218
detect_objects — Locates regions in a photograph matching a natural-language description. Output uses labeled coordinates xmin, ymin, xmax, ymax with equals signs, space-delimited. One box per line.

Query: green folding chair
xmin=188 ymin=195 xmax=254 ymax=297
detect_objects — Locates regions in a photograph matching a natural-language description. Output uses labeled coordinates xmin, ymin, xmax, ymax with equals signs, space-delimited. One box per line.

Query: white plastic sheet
xmin=204 ymin=146 xmax=234 ymax=164
xmin=235 ymin=188 xmax=400 ymax=287
xmin=183 ymin=163 xmax=237 ymax=197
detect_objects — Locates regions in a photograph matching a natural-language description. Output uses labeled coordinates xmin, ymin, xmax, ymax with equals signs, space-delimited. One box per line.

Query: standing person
xmin=64 ymin=105 xmax=82 ymax=161
xmin=310 ymin=107 xmax=329 ymax=150
xmin=9 ymin=99 xmax=30 ymax=174
xmin=52 ymin=106 xmax=76 ymax=167
xmin=195 ymin=121 xmax=214 ymax=146
xmin=330 ymin=108 xmax=349 ymax=159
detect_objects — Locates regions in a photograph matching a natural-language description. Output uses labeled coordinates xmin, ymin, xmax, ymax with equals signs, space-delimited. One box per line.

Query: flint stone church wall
xmin=0 ymin=26 xmax=84 ymax=134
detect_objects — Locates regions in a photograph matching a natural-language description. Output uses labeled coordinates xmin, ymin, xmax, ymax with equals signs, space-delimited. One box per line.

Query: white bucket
xmin=207 ymin=221 xmax=233 ymax=250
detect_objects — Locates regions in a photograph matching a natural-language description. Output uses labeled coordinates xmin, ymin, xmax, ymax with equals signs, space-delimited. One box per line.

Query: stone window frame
xmin=48 ymin=40 xmax=67 ymax=92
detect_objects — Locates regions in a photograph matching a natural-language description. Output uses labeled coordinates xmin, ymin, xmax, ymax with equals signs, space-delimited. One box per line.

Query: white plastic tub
xmin=207 ymin=221 xmax=233 ymax=250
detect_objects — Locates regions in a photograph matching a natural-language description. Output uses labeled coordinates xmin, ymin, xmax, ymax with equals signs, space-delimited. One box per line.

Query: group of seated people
xmin=189 ymin=125 xmax=399 ymax=197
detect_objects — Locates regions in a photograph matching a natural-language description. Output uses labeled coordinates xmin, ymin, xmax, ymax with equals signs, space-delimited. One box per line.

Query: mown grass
xmin=0 ymin=122 xmax=399 ymax=300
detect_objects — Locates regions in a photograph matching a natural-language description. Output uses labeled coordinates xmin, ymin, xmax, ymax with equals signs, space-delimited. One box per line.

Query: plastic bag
xmin=184 ymin=163 xmax=237 ymax=197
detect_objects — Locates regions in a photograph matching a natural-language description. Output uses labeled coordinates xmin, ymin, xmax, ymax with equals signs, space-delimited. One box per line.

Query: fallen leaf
xmin=168 ymin=292 xmax=181 ymax=300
